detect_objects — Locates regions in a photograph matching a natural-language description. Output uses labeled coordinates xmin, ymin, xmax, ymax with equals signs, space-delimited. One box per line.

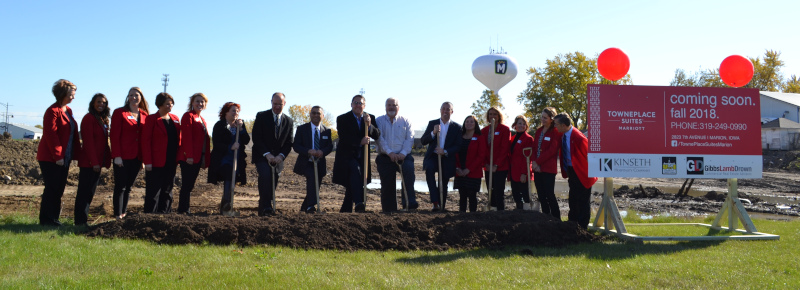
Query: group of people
xmin=36 ymin=79 xmax=597 ymax=229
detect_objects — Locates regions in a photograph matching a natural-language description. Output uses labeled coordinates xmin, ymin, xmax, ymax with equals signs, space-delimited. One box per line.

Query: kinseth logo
xmin=601 ymin=158 xmax=613 ymax=171
xmin=687 ymin=157 xmax=704 ymax=175
xmin=662 ymin=157 xmax=677 ymax=175
xmin=495 ymin=60 xmax=507 ymax=74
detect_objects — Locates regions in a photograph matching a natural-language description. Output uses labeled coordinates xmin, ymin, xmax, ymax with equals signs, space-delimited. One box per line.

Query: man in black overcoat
xmin=332 ymin=95 xmax=380 ymax=212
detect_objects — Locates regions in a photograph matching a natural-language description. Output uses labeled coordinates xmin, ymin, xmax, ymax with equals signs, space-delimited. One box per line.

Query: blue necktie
xmin=314 ymin=127 xmax=320 ymax=150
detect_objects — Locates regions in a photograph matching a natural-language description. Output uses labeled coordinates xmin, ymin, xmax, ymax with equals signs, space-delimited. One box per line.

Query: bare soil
xmin=2 ymin=138 xmax=798 ymax=250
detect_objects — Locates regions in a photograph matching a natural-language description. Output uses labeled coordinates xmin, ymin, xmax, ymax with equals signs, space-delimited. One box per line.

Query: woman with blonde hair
xmin=177 ymin=93 xmax=211 ymax=214
xmin=508 ymin=115 xmax=535 ymax=210
xmin=481 ymin=107 xmax=511 ymax=210
xmin=110 ymin=87 xmax=149 ymax=219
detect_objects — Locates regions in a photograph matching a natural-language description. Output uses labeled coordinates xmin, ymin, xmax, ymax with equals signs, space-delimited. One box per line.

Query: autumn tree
xmin=288 ymin=104 xmax=338 ymax=140
xmin=517 ymin=51 xmax=632 ymax=129
xmin=470 ymin=89 xmax=506 ymax=127
xmin=670 ymin=50 xmax=795 ymax=92
xmin=783 ymin=75 xmax=800 ymax=93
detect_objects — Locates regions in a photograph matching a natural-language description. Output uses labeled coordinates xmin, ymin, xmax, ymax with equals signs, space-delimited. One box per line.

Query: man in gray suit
xmin=293 ymin=106 xmax=333 ymax=213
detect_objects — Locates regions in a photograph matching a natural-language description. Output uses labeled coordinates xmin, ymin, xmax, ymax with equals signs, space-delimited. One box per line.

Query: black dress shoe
xmin=259 ymin=208 xmax=275 ymax=216
xmin=431 ymin=202 xmax=441 ymax=212
xmin=354 ymin=203 xmax=366 ymax=212
xmin=305 ymin=206 xmax=317 ymax=214
xmin=408 ymin=203 xmax=419 ymax=210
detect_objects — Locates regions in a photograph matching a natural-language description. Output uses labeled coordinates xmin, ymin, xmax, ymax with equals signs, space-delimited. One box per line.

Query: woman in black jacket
xmin=207 ymin=102 xmax=250 ymax=212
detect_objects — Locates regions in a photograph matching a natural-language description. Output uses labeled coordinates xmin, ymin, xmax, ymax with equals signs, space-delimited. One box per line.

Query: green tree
xmin=748 ymin=50 xmax=784 ymax=91
xmin=470 ymin=89 xmax=506 ymax=127
xmin=516 ymin=51 xmax=632 ymax=129
xmin=669 ymin=68 xmax=725 ymax=87
xmin=783 ymin=75 xmax=800 ymax=93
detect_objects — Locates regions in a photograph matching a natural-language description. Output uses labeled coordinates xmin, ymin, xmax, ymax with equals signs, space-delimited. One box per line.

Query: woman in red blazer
xmin=508 ymin=116 xmax=535 ymax=210
xmin=36 ymin=79 xmax=81 ymax=226
xmin=176 ymin=92 xmax=210 ymax=214
xmin=481 ymin=107 xmax=511 ymax=211
xmin=454 ymin=115 xmax=486 ymax=212
xmin=74 ymin=93 xmax=111 ymax=226
xmin=141 ymin=92 xmax=181 ymax=213
xmin=110 ymin=87 xmax=149 ymax=219
xmin=531 ymin=107 xmax=562 ymax=219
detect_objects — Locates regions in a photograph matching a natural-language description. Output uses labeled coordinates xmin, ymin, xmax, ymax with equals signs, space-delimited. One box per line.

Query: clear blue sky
xmin=2 ymin=0 xmax=798 ymax=130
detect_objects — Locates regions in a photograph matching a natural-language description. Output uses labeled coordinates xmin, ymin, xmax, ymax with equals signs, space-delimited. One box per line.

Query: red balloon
xmin=719 ymin=55 xmax=754 ymax=87
xmin=597 ymin=47 xmax=630 ymax=81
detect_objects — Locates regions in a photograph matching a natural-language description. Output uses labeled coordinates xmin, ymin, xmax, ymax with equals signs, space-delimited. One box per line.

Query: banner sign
xmin=587 ymin=84 xmax=762 ymax=178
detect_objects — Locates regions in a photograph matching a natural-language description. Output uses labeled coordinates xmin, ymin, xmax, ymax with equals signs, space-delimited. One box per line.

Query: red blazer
xmin=559 ymin=128 xmax=598 ymax=189
xmin=110 ymin=107 xmax=147 ymax=160
xmin=177 ymin=111 xmax=210 ymax=167
xmin=78 ymin=113 xmax=111 ymax=168
xmin=141 ymin=113 xmax=181 ymax=168
xmin=532 ymin=126 xmax=561 ymax=174
xmin=508 ymin=132 xmax=535 ymax=182
xmin=36 ymin=103 xmax=81 ymax=163
xmin=455 ymin=134 xmax=487 ymax=179
xmin=481 ymin=123 xmax=511 ymax=171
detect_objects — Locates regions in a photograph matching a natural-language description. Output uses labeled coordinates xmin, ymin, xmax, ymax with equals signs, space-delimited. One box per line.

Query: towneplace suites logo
xmin=662 ymin=157 xmax=677 ymax=175
xmin=495 ymin=60 xmax=507 ymax=74
xmin=686 ymin=157 xmax=704 ymax=175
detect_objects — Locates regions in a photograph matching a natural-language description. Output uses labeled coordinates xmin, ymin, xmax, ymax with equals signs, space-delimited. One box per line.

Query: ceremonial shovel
xmin=269 ymin=162 xmax=278 ymax=212
xmin=396 ymin=160 xmax=409 ymax=212
xmin=485 ymin=119 xmax=496 ymax=211
xmin=313 ymin=156 xmax=322 ymax=213
xmin=522 ymin=147 xmax=540 ymax=211
xmin=437 ymin=131 xmax=444 ymax=211
xmin=362 ymin=112 xmax=369 ymax=207
xmin=221 ymin=124 xmax=241 ymax=216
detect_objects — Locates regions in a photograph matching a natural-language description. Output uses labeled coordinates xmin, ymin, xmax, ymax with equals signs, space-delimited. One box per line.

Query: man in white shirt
xmin=375 ymin=98 xmax=418 ymax=212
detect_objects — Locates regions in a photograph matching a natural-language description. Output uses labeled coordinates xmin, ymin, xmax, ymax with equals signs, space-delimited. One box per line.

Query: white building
xmin=760 ymin=91 xmax=800 ymax=123
xmin=762 ymin=118 xmax=800 ymax=150
xmin=0 ymin=122 xmax=43 ymax=140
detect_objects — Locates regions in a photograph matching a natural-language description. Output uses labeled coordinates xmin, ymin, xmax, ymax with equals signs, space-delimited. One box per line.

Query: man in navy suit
xmin=332 ymin=95 xmax=380 ymax=213
xmin=293 ymin=106 xmax=333 ymax=213
xmin=252 ymin=92 xmax=294 ymax=216
xmin=420 ymin=102 xmax=462 ymax=211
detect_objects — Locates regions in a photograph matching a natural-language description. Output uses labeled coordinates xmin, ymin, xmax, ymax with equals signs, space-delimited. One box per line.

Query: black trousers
xmin=534 ymin=172 xmax=560 ymax=219
xmin=39 ymin=161 xmax=69 ymax=226
xmin=218 ymin=163 xmax=235 ymax=205
xmin=144 ymin=163 xmax=176 ymax=213
xmin=340 ymin=158 xmax=366 ymax=212
xmin=510 ymin=180 xmax=532 ymax=208
xmin=299 ymin=161 xmax=324 ymax=211
xmin=375 ymin=154 xmax=417 ymax=212
xmin=567 ymin=166 xmax=591 ymax=229
xmin=112 ymin=159 xmax=141 ymax=216
xmin=74 ymin=167 xmax=101 ymax=225
xmin=425 ymin=169 xmax=451 ymax=209
xmin=255 ymin=160 xmax=281 ymax=212
xmin=484 ymin=170 xmax=508 ymax=210
xmin=458 ymin=188 xmax=478 ymax=212
xmin=178 ymin=161 xmax=202 ymax=213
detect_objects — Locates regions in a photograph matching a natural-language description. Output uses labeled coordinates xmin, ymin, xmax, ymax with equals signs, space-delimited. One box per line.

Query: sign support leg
xmin=711 ymin=178 xmax=757 ymax=233
xmin=592 ymin=177 xmax=626 ymax=234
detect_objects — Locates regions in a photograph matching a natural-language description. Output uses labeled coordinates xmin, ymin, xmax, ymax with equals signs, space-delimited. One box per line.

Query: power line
xmin=0 ymin=102 xmax=13 ymax=133
xmin=162 ymin=74 xmax=170 ymax=93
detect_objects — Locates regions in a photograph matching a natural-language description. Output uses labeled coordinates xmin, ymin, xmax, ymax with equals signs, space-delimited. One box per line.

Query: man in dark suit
xmin=554 ymin=112 xmax=598 ymax=229
xmin=332 ymin=95 xmax=380 ymax=213
xmin=420 ymin=102 xmax=462 ymax=211
xmin=252 ymin=92 xmax=294 ymax=216
xmin=293 ymin=106 xmax=333 ymax=213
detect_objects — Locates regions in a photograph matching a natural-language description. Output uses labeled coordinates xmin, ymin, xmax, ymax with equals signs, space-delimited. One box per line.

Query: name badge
xmin=195 ymin=118 xmax=201 ymax=122
xmin=127 ymin=115 xmax=135 ymax=120
xmin=175 ymin=120 xmax=180 ymax=125
xmin=471 ymin=137 xmax=478 ymax=141
xmin=322 ymin=136 xmax=329 ymax=140
xmin=494 ymin=132 xmax=499 ymax=135
xmin=544 ymin=137 xmax=551 ymax=141
xmin=517 ymin=140 xmax=522 ymax=144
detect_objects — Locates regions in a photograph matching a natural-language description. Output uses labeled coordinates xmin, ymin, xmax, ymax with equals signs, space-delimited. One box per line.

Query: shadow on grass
xmin=395 ymin=239 xmax=724 ymax=264
xmin=0 ymin=216 xmax=88 ymax=236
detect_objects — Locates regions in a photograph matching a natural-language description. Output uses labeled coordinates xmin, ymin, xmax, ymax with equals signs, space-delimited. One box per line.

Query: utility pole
xmin=0 ymin=102 xmax=12 ymax=133
xmin=162 ymin=74 xmax=170 ymax=93
xmin=359 ymin=88 xmax=365 ymax=96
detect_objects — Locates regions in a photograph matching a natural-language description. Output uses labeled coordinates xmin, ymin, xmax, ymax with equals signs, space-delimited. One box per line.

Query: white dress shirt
xmin=376 ymin=114 xmax=413 ymax=156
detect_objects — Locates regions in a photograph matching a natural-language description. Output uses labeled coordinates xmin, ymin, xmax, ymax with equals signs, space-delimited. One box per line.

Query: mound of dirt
xmin=85 ymin=211 xmax=600 ymax=250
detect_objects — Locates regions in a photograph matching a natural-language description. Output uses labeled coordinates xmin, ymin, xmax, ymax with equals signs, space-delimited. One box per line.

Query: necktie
xmin=275 ymin=114 xmax=280 ymax=138
xmin=561 ymin=134 xmax=568 ymax=164
xmin=314 ymin=127 xmax=320 ymax=150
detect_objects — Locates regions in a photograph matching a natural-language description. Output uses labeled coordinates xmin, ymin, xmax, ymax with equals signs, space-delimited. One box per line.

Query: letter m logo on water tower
xmin=495 ymin=60 xmax=507 ymax=74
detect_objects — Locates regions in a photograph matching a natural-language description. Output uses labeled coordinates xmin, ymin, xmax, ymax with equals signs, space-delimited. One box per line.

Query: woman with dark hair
xmin=453 ymin=115 xmax=486 ymax=212
xmin=208 ymin=102 xmax=250 ymax=212
xmin=141 ymin=92 xmax=181 ymax=213
xmin=110 ymin=87 xmax=149 ymax=219
xmin=37 ymin=79 xmax=81 ymax=226
xmin=508 ymin=115 xmax=535 ymax=210
xmin=176 ymin=93 xmax=211 ymax=214
xmin=74 ymin=93 xmax=111 ymax=226
xmin=481 ymin=107 xmax=511 ymax=210
xmin=532 ymin=107 xmax=562 ymax=219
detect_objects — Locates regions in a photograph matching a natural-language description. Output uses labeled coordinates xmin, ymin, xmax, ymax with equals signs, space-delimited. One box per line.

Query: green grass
xmin=1 ymin=214 xmax=798 ymax=289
